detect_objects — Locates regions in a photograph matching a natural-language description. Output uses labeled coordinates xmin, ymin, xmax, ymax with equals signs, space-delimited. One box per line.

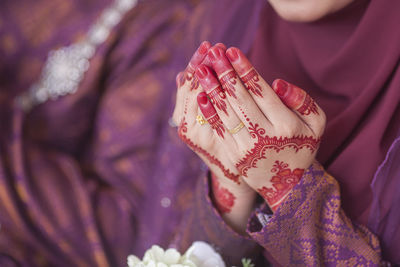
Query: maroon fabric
xmin=250 ymin=0 xmax=400 ymax=224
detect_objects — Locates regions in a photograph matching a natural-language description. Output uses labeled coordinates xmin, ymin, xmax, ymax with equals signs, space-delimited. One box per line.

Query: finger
xmin=215 ymin=43 xmax=227 ymax=50
xmin=188 ymin=41 xmax=212 ymax=70
xmin=179 ymin=41 xmax=212 ymax=128
xmin=171 ymin=71 xmax=186 ymax=125
xmin=183 ymin=41 xmax=212 ymax=92
xmin=194 ymin=99 xmax=241 ymax=176
xmin=272 ymin=79 xmax=326 ymax=136
xmin=196 ymin=93 xmax=242 ymax=167
xmin=197 ymin=92 xmax=226 ymax=139
xmin=202 ymin=43 xmax=227 ymax=67
xmin=195 ymin=65 xmax=252 ymax=146
xmin=225 ymin=47 xmax=295 ymax=125
xmin=207 ymin=46 xmax=272 ymax=130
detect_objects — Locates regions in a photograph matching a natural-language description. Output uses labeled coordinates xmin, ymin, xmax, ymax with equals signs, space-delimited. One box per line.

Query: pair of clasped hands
xmin=172 ymin=41 xmax=326 ymax=233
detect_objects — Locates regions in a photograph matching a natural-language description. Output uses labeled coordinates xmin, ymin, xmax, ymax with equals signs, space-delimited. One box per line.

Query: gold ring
xmin=229 ymin=121 xmax=245 ymax=134
xmin=196 ymin=115 xmax=208 ymax=125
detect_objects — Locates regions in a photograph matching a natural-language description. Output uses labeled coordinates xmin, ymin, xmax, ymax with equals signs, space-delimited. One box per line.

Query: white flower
xmin=184 ymin=241 xmax=226 ymax=267
xmin=127 ymin=242 xmax=226 ymax=267
xmin=127 ymin=245 xmax=196 ymax=267
xmin=127 ymin=255 xmax=145 ymax=267
xmin=143 ymin=246 xmax=182 ymax=265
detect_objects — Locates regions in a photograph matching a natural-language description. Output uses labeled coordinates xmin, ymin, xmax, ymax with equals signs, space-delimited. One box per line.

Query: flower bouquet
xmin=127 ymin=241 xmax=255 ymax=267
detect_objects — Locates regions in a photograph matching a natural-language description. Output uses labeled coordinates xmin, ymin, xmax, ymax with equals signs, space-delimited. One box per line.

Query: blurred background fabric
xmin=1 ymin=0 xmax=400 ymax=265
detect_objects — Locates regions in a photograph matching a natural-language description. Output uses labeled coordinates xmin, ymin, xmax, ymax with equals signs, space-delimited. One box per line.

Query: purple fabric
xmin=247 ymin=163 xmax=382 ymax=266
xmin=249 ymin=0 xmax=400 ymax=223
xmin=1 ymin=0 xmax=399 ymax=265
xmin=0 ymin=0 xmax=260 ymax=266
xmin=369 ymin=133 xmax=400 ymax=263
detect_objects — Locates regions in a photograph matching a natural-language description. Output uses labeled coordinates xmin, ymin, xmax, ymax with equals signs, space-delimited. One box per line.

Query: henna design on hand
xmin=207 ymin=85 xmax=228 ymax=115
xmin=198 ymin=92 xmax=225 ymax=138
xmin=297 ymin=94 xmax=319 ymax=115
xmin=195 ymin=65 xmax=229 ymax=115
xmin=207 ymin=113 xmax=225 ymax=138
xmin=236 ymin=122 xmax=320 ymax=177
xmin=183 ymin=64 xmax=200 ymax=91
xmin=240 ymin=69 xmax=263 ymax=97
xmin=181 ymin=41 xmax=211 ymax=91
xmin=239 ymin=106 xmax=250 ymax=123
xmin=220 ymin=70 xmax=238 ymax=99
xmin=207 ymin=47 xmax=238 ymax=99
xmin=211 ymin=176 xmax=236 ymax=214
xmin=272 ymin=79 xmax=319 ymax=116
xmin=257 ymin=161 xmax=304 ymax=210
xmin=178 ymin=118 xmax=240 ymax=184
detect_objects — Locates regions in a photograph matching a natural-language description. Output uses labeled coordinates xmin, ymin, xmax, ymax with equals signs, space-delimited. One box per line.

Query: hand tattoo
xmin=257 ymin=161 xmax=304 ymax=210
xmin=220 ymin=70 xmax=238 ymax=99
xmin=236 ymin=122 xmax=320 ymax=177
xmin=297 ymin=94 xmax=319 ymax=115
xmin=178 ymin=118 xmax=240 ymax=184
xmin=211 ymin=177 xmax=236 ymax=214
xmin=240 ymin=69 xmax=263 ymax=97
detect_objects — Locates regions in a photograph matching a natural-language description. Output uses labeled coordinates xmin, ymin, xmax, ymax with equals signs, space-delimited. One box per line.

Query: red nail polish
xmin=196 ymin=65 xmax=209 ymax=79
xmin=197 ymin=92 xmax=209 ymax=106
xmin=208 ymin=47 xmax=223 ymax=61
xmin=273 ymin=79 xmax=289 ymax=97
xmin=199 ymin=41 xmax=210 ymax=55
xmin=208 ymin=50 xmax=216 ymax=61
xmin=226 ymin=48 xmax=239 ymax=62
xmin=215 ymin=43 xmax=227 ymax=51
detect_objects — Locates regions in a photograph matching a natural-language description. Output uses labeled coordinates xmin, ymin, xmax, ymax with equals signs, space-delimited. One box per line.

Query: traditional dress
xmin=0 ymin=0 xmax=398 ymax=266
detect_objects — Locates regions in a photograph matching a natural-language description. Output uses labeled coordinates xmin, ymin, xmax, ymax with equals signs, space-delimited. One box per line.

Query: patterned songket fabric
xmin=248 ymin=163 xmax=383 ymax=266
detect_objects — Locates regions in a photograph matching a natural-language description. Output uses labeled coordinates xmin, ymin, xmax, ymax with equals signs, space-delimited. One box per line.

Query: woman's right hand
xmin=172 ymin=42 xmax=256 ymax=233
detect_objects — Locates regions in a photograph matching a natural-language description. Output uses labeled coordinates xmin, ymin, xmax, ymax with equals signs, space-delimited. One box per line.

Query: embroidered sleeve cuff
xmin=246 ymin=162 xmax=382 ymax=266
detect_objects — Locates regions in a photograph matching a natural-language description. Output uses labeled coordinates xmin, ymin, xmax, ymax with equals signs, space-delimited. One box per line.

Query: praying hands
xmin=172 ymin=41 xmax=326 ymax=232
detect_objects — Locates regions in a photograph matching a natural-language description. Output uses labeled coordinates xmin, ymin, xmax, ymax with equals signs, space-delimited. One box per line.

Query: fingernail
xmin=199 ymin=41 xmax=210 ymax=55
xmin=226 ymin=48 xmax=239 ymax=62
xmin=208 ymin=47 xmax=223 ymax=61
xmin=197 ymin=92 xmax=209 ymax=106
xmin=215 ymin=43 xmax=227 ymax=51
xmin=195 ymin=65 xmax=209 ymax=79
xmin=272 ymin=79 xmax=289 ymax=97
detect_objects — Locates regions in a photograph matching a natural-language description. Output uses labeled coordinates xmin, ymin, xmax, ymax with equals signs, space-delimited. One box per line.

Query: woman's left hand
xmin=193 ymin=46 xmax=326 ymax=211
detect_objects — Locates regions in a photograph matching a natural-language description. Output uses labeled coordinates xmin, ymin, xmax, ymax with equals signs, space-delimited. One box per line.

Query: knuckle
xmin=171 ymin=115 xmax=179 ymax=127
xmin=314 ymin=109 xmax=327 ymax=136
xmin=277 ymin=119 xmax=302 ymax=136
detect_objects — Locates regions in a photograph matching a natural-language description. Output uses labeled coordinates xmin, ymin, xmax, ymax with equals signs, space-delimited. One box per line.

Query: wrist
xmin=210 ymin=172 xmax=256 ymax=234
xmin=210 ymin=171 xmax=255 ymax=199
xmin=246 ymin=160 xmax=309 ymax=212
